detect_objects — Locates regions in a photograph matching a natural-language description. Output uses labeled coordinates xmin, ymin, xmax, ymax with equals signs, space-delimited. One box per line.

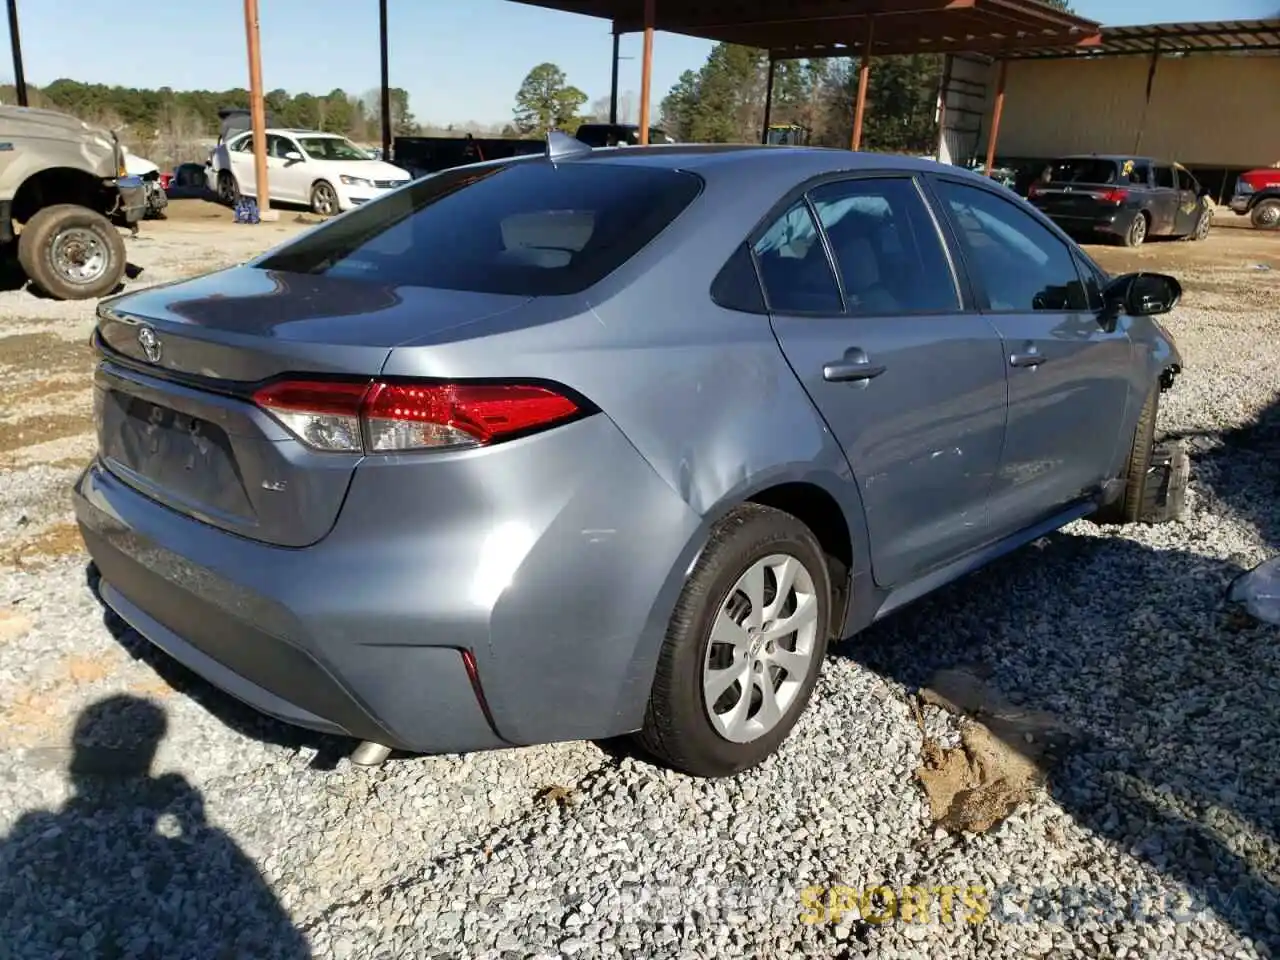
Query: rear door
xmin=930 ymin=175 xmax=1132 ymax=537
xmin=759 ymin=173 xmax=1008 ymax=587
xmin=1149 ymin=164 xmax=1180 ymax=234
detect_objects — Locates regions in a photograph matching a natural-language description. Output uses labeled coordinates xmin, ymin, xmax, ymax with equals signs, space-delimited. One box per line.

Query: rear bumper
xmin=73 ymin=412 xmax=703 ymax=753
xmin=1040 ymin=211 xmax=1126 ymax=236
xmin=77 ymin=463 xmax=503 ymax=752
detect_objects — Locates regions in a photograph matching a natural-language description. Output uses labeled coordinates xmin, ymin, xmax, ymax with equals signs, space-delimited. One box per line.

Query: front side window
xmin=935 ymin=179 xmax=1088 ymax=312
xmin=298 ymin=136 xmax=373 ymax=162
xmin=257 ymin=159 xmax=703 ymax=296
xmin=807 ymin=177 xmax=959 ymax=315
xmin=1154 ymin=166 xmax=1176 ymax=189
xmin=751 ymin=200 xmax=842 ymax=314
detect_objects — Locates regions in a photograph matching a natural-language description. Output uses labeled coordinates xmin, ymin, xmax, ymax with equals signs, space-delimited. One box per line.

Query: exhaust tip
xmin=350 ymin=741 xmax=392 ymax=767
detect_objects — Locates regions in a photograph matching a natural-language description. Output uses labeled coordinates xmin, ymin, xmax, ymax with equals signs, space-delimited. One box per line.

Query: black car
xmin=1027 ymin=155 xmax=1214 ymax=247
xmin=573 ymin=123 xmax=675 ymax=147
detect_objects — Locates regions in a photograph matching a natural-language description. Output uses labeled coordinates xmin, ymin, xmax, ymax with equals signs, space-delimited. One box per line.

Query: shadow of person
xmin=0 ymin=695 xmax=312 ymax=960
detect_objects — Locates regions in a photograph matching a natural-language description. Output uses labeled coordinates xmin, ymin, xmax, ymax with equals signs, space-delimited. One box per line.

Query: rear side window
xmin=751 ymin=200 xmax=843 ymax=314
xmin=257 ymin=160 xmax=703 ymax=296
xmin=807 ymin=177 xmax=959 ymax=314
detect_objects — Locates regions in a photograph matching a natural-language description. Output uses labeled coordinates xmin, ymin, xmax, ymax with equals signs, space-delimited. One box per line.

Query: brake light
xmin=1096 ymin=188 xmax=1128 ymax=203
xmin=252 ymin=378 xmax=583 ymax=453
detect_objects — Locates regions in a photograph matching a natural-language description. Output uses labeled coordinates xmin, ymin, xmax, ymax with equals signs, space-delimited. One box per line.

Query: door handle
xmin=1009 ymin=345 xmax=1045 ymax=368
xmin=823 ymin=348 xmax=886 ymax=383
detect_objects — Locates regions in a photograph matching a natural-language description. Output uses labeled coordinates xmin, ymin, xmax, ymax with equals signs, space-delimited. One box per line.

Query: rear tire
xmin=17 ymin=204 xmax=126 ymax=301
xmin=636 ymin=504 xmax=832 ymax=777
xmin=1092 ymin=385 xmax=1159 ymax=525
xmin=1251 ymin=198 xmax=1280 ymax=230
xmin=1121 ymin=211 xmax=1149 ymax=247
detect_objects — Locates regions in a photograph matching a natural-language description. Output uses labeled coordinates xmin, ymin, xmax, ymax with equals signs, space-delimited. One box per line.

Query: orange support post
xmin=983 ymin=59 xmax=1008 ymax=179
xmin=850 ymin=20 xmax=875 ymax=151
xmin=638 ymin=0 xmax=655 ymax=145
xmin=244 ymin=0 xmax=270 ymax=217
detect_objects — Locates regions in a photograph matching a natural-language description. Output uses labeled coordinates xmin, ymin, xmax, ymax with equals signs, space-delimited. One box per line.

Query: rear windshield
xmin=256 ymin=159 xmax=703 ymax=296
xmin=1048 ymin=159 xmax=1119 ymax=185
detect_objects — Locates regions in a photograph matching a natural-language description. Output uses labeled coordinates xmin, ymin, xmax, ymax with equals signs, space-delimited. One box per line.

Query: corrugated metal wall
xmin=988 ymin=53 xmax=1280 ymax=168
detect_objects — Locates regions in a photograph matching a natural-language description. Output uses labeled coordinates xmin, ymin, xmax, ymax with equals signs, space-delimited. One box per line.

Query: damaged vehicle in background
xmin=0 ymin=105 xmax=146 ymax=300
xmin=1027 ymin=155 xmax=1213 ymax=247
xmin=1228 ymin=165 xmax=1280 ymax=230
xmin=122 ymin=147 xmax=169 ymax=220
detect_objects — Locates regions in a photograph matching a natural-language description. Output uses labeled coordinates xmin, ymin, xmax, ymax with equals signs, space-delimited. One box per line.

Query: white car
xmin=209 ymin=129 xmax=412 ymax=215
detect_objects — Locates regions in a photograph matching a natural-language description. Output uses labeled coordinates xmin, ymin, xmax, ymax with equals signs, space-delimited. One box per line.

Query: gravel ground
xmin=0 ymin=205 xmax=1278 ymax=959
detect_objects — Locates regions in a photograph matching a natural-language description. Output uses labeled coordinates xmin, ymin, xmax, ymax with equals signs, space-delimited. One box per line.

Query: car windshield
xmin=298 ymin=136 xmax=372 ymax=161
xmin=256 ymin=159 xmax=704 ymax=296
xmin=1048 ymin=159 xmax=1119 ymax=185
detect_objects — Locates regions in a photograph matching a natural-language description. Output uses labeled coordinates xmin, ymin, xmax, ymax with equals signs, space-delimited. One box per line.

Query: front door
xmin=930 ymin=176 xmax=1133 ymax=538
xmin=1173 ymin=166 xmax=1203 ymax=236
xmin=1149 ymin=164 xmax=1181 ymax=235
xmin=757 ymin=174 xmax=1008 ymax=587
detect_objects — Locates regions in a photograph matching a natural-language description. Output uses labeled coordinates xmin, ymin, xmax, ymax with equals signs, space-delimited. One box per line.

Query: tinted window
xmin=1126 ymin=162 xmax=1151 ymax=186
xmin=808 ymin=177 xmax=958 ymax=315
xmin=752 ymin=200 xmax=842 ymax=314
xmin=935 ymin=180 xmax=1088 ymax=312
xmin=1154 ymin=166 xmax=1175 ymax=189
xmin=712 ymin=243 xmax=766 ymax=313
xmin=1175 ymin=167 xmax=1198 ymax=192
xmin=1074 ymin=252 xmax=1106 ymax=311
xmin=1049 ymin=158 xmax=1118 ymax=185
xmin=257 ymin=159 xmax=703 ymax=296
xmin=266 ymin=135 xmax=294 ymax=159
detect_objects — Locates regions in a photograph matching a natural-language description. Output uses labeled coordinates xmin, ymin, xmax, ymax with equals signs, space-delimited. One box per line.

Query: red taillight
xmin=251 ymin=378 xmax=582 ymax=454
xmin=1096 ymin=188 xmax=1128 ymax=203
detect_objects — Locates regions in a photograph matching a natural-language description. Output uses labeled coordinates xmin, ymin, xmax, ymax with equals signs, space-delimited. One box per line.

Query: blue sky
xmin=3 ymin=0 xmax=1276 ymax=126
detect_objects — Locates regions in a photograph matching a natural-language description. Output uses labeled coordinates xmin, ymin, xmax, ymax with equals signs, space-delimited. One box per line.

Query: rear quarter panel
xmin=379 ymin=155 xmax=876 ymax=735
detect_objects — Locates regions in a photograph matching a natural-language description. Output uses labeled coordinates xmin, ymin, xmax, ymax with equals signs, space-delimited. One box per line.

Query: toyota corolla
xmin=75 ymin=136 xmax=1183 ymax=777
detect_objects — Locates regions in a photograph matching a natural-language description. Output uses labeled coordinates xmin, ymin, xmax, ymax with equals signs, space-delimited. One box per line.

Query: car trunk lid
xmin=94 ymin=266 xmax=531 ymax=547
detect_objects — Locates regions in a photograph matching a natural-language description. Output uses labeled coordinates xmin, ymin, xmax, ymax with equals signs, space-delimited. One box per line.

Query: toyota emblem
xmin=137 ymin=325 xmax=162 ymax=363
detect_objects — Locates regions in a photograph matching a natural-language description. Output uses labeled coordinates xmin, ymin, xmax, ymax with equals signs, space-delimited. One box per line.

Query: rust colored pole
xmin=244 ymin=0 xmax=269 ymax=216
xmin=850 ymin=20 xmax=874 ymax=151
xmin=983 ymin=58 xmax=1008 ymax=179
xmin=638 ymin=0 xmax=655 ymax=145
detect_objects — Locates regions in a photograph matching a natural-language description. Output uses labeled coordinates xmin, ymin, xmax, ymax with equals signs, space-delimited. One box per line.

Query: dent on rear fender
xmin=482 ymin=420 xmax=703 ymax=744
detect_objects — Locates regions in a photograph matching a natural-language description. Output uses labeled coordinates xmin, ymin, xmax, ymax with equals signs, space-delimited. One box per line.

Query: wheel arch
xmin=11 ymin=167 xmax=110 ymax=224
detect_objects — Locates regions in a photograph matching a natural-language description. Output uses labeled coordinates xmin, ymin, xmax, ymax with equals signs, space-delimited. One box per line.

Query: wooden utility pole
xmin=243 ymin=0 xmax=270 ymax=218
xmin=637 ymin=0 xmax=655 ymax=145
xmin=850 ymin=20 xmax=875 ymax=151
xmin=6 ymin=0 xmax=27 ymax=107
xmin=983 ymin=59 xmax=1009 ymax=179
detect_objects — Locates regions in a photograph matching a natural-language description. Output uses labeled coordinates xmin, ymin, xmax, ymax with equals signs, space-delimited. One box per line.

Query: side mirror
xmin=284 ymin=151 xmax=303 ymax=163
xmin=1102 ymin=272 xmax=1182 ymax=321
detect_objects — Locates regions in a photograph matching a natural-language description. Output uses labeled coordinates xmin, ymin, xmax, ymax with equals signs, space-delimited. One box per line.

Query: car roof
xmin=543 ymin=143 xmax=959 ymax=176
xmin=1056 ymin=154 xmax=1165 ymax=165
